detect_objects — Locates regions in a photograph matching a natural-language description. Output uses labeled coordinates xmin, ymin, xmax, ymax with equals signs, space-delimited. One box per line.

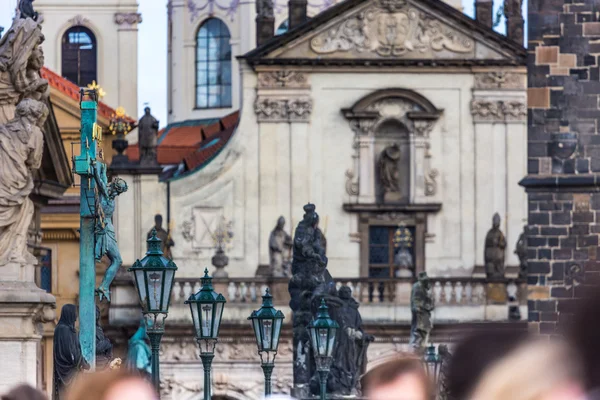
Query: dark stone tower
xmin=524 ymin=0 xmax=600 ymax=334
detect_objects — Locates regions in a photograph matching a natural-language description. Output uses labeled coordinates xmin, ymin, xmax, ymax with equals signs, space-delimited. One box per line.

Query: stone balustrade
xmin=110 ymin=274 xmax=526 ymax=326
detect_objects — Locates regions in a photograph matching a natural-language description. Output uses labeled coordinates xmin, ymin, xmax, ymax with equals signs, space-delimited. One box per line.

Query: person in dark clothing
xmin=95 ymin=306 xmax=113 ymax=370
xmin=53 ymin=304 xmax=89 ymax=400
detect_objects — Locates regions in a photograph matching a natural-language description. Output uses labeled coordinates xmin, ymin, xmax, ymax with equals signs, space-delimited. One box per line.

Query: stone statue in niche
xmin=147 ymin=214 xmax=174 ymax=260
xmin=0 ymin=99 xmax=47 ymax=265
xmin=484 ymin=213 xmax=506 ymax=279
xmin=138 ymin=106 xmax=159 ymax=166
xmin=409 ymin=272 xmax=434 ymax=350
xmin=514 ymin=225 xmax=527 ymax=280
xmin=378 ymin=144 xmax=403 ymax=202
xmin=269 ymin=216 xmax=293 ymax=277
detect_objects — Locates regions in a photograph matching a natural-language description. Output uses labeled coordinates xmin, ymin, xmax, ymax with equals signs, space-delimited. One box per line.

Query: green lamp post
xmin=424 ymin=344 xmax=443 ymax=397
xmin=185 ymin=269 xmax=226 ymax=400
xmin=248 ymin=288 xmax=285 ymax=397
xmin=128 ymin=229 xmax=178 ymax=395
xmin=309 ymin=299 xmax=339 ymax=400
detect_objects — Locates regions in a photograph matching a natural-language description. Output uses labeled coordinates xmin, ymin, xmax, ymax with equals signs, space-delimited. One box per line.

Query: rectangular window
xmin=368 ymin=225 xmax=415 ymax=278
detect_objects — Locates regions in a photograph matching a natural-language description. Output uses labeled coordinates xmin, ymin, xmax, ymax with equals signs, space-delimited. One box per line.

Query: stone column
xmin=475 ymin=0 xmax=493 ymax=28
xmin=288 ymin=0 xmax=308 ymax=30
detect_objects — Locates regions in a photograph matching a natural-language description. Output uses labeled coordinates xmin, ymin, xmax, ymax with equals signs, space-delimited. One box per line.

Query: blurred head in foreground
xmin=1 ymin=385 xmax=47 ymax=400
xmin=361 ymin=355 xmax=430 ymax=400
xmin=468 ymin=338 xmax=583 ymax=400
xmin=66 ymin=370 xmax=157 ymax=400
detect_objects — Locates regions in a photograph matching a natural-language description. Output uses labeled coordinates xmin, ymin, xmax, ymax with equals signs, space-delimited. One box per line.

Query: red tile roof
xmin=41 ymin=67 xmax=135 ymax=124
xmin=126 ymin=111 xmax=240 ymax=171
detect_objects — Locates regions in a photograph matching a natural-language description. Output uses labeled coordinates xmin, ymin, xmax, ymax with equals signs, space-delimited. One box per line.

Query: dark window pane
xmin=368 ymin=268 xmax=390 ymax=278
xmin=221 ymin=85 xmax=232 ymax=107
xmin=222 ymin=62 xmax=232 ymax=84
xmin=62 ymin=26 xmax=97 ymax=87
xmin=369 ymin=226 xmax=388 ymax=245
xmin=369 ymin=245 xmax=389 ymax=264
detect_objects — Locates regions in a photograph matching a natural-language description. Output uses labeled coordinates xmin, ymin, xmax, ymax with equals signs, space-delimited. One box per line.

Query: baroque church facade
xmin=109 ymin=0 xmax=529 ymax=399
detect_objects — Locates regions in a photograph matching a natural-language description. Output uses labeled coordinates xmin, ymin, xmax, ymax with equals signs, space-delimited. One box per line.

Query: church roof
xmin=125 ymin=111 xmax=240 ymax=172
xmin=241 ymin=0 xmax=526 ymax=66
xmin=41 ymin=67 xmax=135 ymax=124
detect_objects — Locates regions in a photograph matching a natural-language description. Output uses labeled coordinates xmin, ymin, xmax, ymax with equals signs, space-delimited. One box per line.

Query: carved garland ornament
xmin=254 ymin=97 xmax=313 ymax=122
xmin=310 ymin=1 xmax=473 ymax=57
xmin=258 ymin=71 xmax=309 ymax=89
xmin=470 ymin=99 xmax=527 ymax=121
xmin=114 ymin=13 xmax=143 ymax=26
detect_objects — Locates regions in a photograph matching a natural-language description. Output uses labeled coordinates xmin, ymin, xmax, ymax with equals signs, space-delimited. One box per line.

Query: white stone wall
xmin=140 ymin=66 xmax=526 ymax=279
xmin=36 ymin=0 xmax=140 ymax=132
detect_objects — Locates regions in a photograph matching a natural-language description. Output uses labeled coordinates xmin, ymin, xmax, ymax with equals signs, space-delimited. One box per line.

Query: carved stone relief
xmin=68 ymin=15 xmax=90 ymax=27
xmin=257 ymin=71 xmax=309 ymax=89
xmin=254 ymin=96 xmax=313 ymax=122
xmin=310 ymin=0 xmax=474 ymax=58
xmin=474 ymin=72 xmax=526 ymax=90
xmin=114 ymin=12 xmax=143 ymax=26
xmin=470 ymin=99 xmax=527 ymax=122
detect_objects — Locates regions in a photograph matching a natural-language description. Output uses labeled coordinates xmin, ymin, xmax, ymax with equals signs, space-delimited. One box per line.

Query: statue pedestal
xmin=0 ymin=269 xmax=55 ymax=392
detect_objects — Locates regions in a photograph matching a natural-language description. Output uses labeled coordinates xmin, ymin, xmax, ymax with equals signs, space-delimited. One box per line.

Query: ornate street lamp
xmin=185 ymin=269 xmax=226 ymax=400
xmin=128 ymin=229 xmax=178 ymax=395
xmin=108 ymin=105 xmax=133 ymax=166
xmin=309 ymin=299 xmax=339 ymax=400
xmin=248 ymin=288 xmax=285 ymax=397
xmin=424 ymin=344 xmax=443 ymax=397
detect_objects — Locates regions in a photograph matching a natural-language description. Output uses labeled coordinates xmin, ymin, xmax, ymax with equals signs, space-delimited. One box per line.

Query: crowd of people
xmin=5 ymin=290 xmax=600 ymax=400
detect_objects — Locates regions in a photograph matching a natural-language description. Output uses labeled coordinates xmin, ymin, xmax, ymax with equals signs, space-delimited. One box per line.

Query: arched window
xmin=61 ymin=26 xmax=97 ymax=87
xmin=196 ymin=18 xmax=232 ymax=109
xmin=276 ymin=19 xmax=289 ymax=35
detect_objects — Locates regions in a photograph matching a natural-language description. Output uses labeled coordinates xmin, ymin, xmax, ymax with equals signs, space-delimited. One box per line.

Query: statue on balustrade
xmin=379 ymin=144 xmax=402 ymax=202
xmin=92 ymin=154 xmax=129 ymax=302
xmin=138 ymin=106 xmax=159 ymax=166
xmin=126 ymin=319 xmax=152 ymax=378
xmin=95 ymin=305 xmax=113 ymax=370
xmin=485 ymin=213 xmax=506 ymax=279
xmin=269 ymin=216 xmax=293 ymax=277
xmin=409 ymin=272 xmax=434 ymax=350
xmin=147 ymin=214 xmax=174 ymax=259
xmin=0 ymin=99 xmax=47 ymax=266
xmin=289 ymin=203 xmax=373 ymax=398
xmin=515 ymin=225 xmax=527 ymax=280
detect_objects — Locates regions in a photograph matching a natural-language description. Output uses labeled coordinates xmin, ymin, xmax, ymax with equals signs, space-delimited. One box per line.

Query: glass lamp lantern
xmin=185 ymin=268 xmax=226 ymax=354
xmin=248 ymin=288 xmax=285 ymax=396
xmin=424 ymin=344 xmax=443 ymax=391
xmin=309 ymin=299 xmax=340 ymax=400
xmin=128 ymin=229 xmax=178 ymax=394
xmin=128 ymin=229 xmax=178 ymax=332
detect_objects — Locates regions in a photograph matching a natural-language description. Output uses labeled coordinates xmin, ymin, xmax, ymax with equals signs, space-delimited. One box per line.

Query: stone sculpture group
xmin=0 ymin=9 xmax=49 ymax=267
xmin=288 ymin=203 xmax=374 ymax=398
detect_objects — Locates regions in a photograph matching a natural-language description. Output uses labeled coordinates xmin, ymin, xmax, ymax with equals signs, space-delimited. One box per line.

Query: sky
xmin=0 ymin=0 xmax=525 ymax=129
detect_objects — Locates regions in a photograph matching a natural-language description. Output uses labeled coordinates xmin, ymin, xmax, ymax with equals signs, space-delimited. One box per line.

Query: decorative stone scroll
xmin=474 ymin=72 xmax=526 ymax=90
xmin=254 ymin=96 xmax=313 ymax=122
xmin=310 ymin=0 xmax=474 ymax=58
xmin=470 ymin=99 xmax=527 ymax=122
xmin=258 ymin=71 xmax=309 ymax=89
xmin=114 ymin=12 xmax=143 ymax=26
xmin=68 ymin=15 xmax=90 ymax=27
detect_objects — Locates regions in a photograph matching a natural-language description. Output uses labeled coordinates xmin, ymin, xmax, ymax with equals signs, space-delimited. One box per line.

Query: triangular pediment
xmin=244 ymin=0 xmax=525 ymax=63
